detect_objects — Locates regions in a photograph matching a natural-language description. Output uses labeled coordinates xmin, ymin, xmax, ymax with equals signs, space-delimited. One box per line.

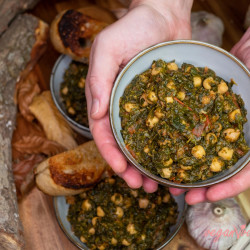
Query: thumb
xmin=87 ymin=34 xmax=120 ymax=119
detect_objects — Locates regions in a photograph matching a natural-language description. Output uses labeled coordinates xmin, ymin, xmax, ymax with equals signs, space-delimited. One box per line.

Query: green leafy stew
xmin=67 ymin=176 xmax=178 ymax=250
xmin=60 ymin=61 xmax=89 ymax=127
xmin=119 ymin=60 xmax=249 ymax=183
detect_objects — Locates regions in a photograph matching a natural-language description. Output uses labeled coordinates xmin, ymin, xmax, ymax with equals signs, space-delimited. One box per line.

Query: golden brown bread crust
xmin=34 ymin=141 xmax=111 ymax=196
xmin=29 ymin=91 xmax=77 ymax=151
xmin=50 ymin=9 xmax=111 ymax=62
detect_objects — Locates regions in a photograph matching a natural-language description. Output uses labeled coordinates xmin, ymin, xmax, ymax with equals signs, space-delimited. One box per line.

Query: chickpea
xmin=229 ymin=109 xmax=241 ymax=123
xmin=163 ymin=158 xmax=173 ymax=167
xmin=177 ymin=91 xmax=186 ymax=100
xmin=223 ymin=128 xmax=241 ymax=142
xmin=214 ymin=122 xmax=222 ymax=132
xmin=81 ymin=199 xmax=92 ymax=211
xmin=203 ymin=76 xmax=214 ymax=90
xmin=180 ymin=165 xmax=192 ymax=170
xmin=146 ymin=116 xmax=159 ymax=128
xmin=124 ymin=103 xmax=137 ymax=112
xmin=163 ymin=193 xmax=170 ymax=203
xmin=61 ymin=86 xmax=68 ymax=95
xmin=122 ymin=239 xmax=131 ymax=246
xmin=218 ymin=147 xmax=234 ymax=161
xmin=210 ymin=157 xmax=224 ymax=172
xmin=209 ymin=90 xmax=216 ymax=99
xmin=140 ymin=75 xmax=148 ymax=83
xmin=107 ymin=178 xmax=115 ymax=184
xmin=191 ymin=145 xmax=206 ymax=159
xmin=162 ymin=168 xmax=172 ymax=178
xmin=139 ymin=198 xmax=149 ymax=209
xmin=202 ymin=95 xmax=211 ymax=105
xmin=223 ymin=101 xmax=232 ymax=112
xmin=165 ymin=96 xmax=174 ymax=103
xmin=115 ymin=207 xmax=124 ymax=218
xmin=144 ymin=145 xmax=150 ymax=153
xmin=147 ymin=91 xmax=158 ymax=102
xmin=92 ymin=217 xmax=98 ymax=226
xmin=151 ymin=67 xmax=162 ymax=75
xmin=167 ymin=62 xmax=178 ymax=71
xmin=78 ymin=77 xmax=85 ymax=88
xmin=111 ymin=193 xmax=123 ymax=205
xmin=98 ymin=245 xmax=106 ymax=250
xmin=68 ymin=107 xmax=76 ymax=115
xmin=217 ymin=80 xmax=228 ymax=94
xmin=80 ymin=236 xmax=87 ymax=243
xmin=178 ymin=169 xmax=187 ymax=180
xmin=127 ymin=224 xmax=137 ymax=234
xmin=89 ymin=228 xmax=95 ymax=235
xmin=130 ymin=190 xmax=138 ymax=197
xmin=193 ymin=76 xmax=202 ymax=87
xmin=140 ymin=93 xmax=149 ymax=107
xmin=155 ymin=108 xmax=164 ymax=118
xmin=111 ymin=238 xmax=118 ymax=245
xmin=167 ymin=81 xmax=176 ymax=89
xmin=206 ymin=133 xmax=217 ymax=144
xmin=97 ymin=206 xmax=105 ymax=217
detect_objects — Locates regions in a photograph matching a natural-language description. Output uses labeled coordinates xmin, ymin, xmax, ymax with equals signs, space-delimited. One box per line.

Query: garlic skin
xmin=191 ymin=11 xmax=224 ymax=47
xmin=186 ymin=198 xmax=246 ymax=250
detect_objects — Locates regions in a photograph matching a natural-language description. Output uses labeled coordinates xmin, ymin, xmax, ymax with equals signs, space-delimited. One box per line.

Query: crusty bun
xmin=50 ymin=8 xmax=115 ymax=62
xmin=34 ymin=140 xmax=111 ymax=196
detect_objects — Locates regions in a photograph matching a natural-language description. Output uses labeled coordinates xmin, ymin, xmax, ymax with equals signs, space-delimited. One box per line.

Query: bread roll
xmin=50 ymin=8 xmax=115 ymax=62
xmin=34 ymin=140 xmax=111 ymax=196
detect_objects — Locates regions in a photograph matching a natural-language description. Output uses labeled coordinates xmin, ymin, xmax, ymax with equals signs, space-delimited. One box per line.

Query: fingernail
xmin=91 ymin=98 xmax=99 ymax=116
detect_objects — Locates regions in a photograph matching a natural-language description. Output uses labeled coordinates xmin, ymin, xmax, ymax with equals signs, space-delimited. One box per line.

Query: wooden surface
xmin=18 ymin=0 xmax=250 ymax=250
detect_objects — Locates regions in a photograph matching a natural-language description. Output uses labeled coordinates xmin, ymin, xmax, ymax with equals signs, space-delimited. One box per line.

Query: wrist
xmin=129 ymin=0 xmax=193 ymax=40
xmin=130 ymin=0 xmax=193 ymax=18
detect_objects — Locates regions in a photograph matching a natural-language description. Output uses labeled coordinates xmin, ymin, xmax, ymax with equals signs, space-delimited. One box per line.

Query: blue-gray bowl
xmin=110 ymin=40 xmax=250 ymax=188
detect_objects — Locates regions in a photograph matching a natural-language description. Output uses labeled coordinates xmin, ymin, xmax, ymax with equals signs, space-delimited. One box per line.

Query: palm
xmin=86 ymin=4 xmax=191 ymax=190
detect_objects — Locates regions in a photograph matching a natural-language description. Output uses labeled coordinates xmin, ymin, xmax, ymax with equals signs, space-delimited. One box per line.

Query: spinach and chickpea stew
xmin=119 ymin=59 xmax=249 ymax=183
xmin=67 ymin=176 xmax=178 ymax=250
xmin=60 ymin=61 xmax=89 ymax=127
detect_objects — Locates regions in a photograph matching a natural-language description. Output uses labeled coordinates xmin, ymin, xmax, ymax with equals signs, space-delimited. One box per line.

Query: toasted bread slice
xmin=50 ymin=8 xmax=113 ymax=62
xmin=34 ymin=140 xmax=111 ymax=196
xmin=29 ymin=91 xmax=77 ymax=151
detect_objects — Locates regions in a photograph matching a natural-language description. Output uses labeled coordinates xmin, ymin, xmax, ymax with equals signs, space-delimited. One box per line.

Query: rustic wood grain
xmin=19 ymin=188 xmax=78 ymax=250
xmin=0 ymin=0 xmax=40 ymax=35
xmin=0 ymin=13 xmax=48 ymax=249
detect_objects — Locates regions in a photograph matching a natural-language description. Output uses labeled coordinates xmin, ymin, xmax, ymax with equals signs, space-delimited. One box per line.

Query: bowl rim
xmin=50 ymin=54 xmax=91 ymax=133
xmin=109 ymin=39 xmax=250 ymax=188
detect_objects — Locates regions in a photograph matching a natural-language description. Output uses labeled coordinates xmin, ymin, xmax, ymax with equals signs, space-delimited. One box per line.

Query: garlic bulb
xmin=186 ymin=198 xmax=246 ymax=250
xmin=191 ymin=11 xmax=224 ymax=47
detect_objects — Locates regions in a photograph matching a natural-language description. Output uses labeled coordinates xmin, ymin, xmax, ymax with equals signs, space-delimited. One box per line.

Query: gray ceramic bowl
xmin=110 ymin=40 xmax=250 ymax=188
xmin=50 ymin=54 xmax=92 ymax=139
xmin=54 ymin=193 xmax=187 ymax=250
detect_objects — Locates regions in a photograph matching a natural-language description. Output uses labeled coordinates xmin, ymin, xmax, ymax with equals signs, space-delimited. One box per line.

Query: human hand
xmin=170 ymin=27 xmax=250 ymax=204
xmin=86 ymin=0 xmax=193 ymax=191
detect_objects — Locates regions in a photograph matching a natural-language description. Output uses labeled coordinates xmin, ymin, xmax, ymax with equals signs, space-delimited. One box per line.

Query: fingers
xmin=121 ymin=165 xmax=143 ymax=189
xmin=169 ymin=187 xmax=187 ymax=196
xmin=185 ymin=188 xmax=208 ymax=205
xmin=87 ymin=32 xmax=121 ymax=120
xmin=206 ymin=163 xmax=250 ymax=202
xmin=90 ymin=114 xmax=128 ymax=174
xmin=142 ymin=177 xmax=158 ymax=193
xmin=230 ymin=27 xmax=250 ymax=69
